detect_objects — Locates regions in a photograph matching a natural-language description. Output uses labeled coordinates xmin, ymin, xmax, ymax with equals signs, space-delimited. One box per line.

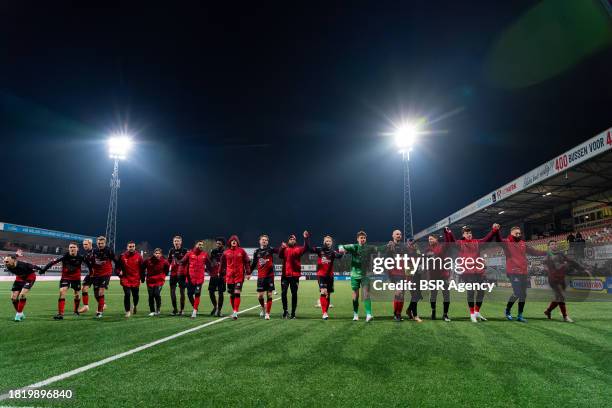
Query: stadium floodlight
xmin=388 ymin=120 xmax=425 ymax=242
xmin=105 ymin=133 xmax=133 ymax=251
xmin=108 ymin=134 xmax=133 ymax=160
xmin=394 ymin=123 xmax=418 ymax=153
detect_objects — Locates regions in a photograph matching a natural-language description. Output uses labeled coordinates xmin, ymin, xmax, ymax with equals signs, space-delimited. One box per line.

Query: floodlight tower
xmin=394 ymin=124 xmax=418 ymax=241
xmin=105 ymin=135 xmax=132 ymax=251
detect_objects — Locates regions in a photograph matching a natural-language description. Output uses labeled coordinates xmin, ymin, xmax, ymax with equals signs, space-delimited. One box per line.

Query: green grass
xmin=1 ymin=281 xmax=611 ymax=408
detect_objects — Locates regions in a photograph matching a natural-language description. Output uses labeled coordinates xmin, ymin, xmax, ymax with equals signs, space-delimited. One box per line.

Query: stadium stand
xmin=414 ymin=127 xmax=612 ymax=242
xmin=0 ymin=222 xmax=94 ymax=273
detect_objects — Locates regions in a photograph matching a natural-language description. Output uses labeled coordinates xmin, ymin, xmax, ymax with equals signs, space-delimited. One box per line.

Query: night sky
xmin=1 ymin=1 xmax=611 ymax=249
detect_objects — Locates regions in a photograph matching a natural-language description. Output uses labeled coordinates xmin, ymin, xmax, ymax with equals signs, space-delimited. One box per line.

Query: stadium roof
xmin=415 ymin=126 xmax=612 ymax=239
xmin=0 ymin=222 xmax=95 ymax=243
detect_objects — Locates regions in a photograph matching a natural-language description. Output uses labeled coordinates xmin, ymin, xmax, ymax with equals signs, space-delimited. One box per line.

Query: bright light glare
xmin=108 ymin=134 xmax=133 ymax=160
xmin=394 ymin=123 xmax=418 ymax=151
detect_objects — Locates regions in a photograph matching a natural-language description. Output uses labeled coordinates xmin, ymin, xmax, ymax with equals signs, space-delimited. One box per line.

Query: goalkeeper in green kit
xmin=339 ymin=230 xmax=374 ymax=322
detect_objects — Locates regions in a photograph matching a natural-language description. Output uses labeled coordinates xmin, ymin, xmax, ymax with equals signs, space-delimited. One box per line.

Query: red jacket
xmin=222 ymin=235 xmax=250 ymax=284
xmin=144 ymin=256 xmax=169 ymax=287
xmin=118 ymin=251 xmax=144 ymax=288
xmin=182 ymin=247 xmax=211 ymax=285
xmin=444 ymin=228 xmax=497 ymax=275
xmin=279 ymin=237 xmax=310 ymax=278
xmin=498 ymin=233 xmax=546 ymax=276
xmin=544 ymin=252 xmax=583 ymax=283
xmin=425 ymin=242 xmax=450 ymax=280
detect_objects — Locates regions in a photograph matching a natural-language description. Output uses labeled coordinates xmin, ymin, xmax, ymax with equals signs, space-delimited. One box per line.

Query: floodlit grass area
xmin=1 ymin=280 xmax=611 ymax=407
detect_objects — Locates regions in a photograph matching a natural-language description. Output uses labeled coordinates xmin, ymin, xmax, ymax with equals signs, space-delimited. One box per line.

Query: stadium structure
xmin=415 ymin=127 xmax=612 ymax=243
xmin=0 ymin=222 xmax=94 ymax=272
xmin=414 ymin=127 xmax=612 ymax=296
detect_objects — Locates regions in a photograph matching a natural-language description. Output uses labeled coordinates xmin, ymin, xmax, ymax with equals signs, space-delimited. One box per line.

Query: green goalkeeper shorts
xmin=351 ymin=276 xmax=369 ymax=291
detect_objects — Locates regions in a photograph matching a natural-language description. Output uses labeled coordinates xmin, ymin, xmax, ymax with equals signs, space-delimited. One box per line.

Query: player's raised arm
xmin=250 ymin=250 xmax=258 ymax=273
xmin=443 ymin=227 xmax=455 ymax=243
xmin=299 ymin=230 xmax=311 ymax=255
xmin=526 ymin=244 xmax=547 ymax=257
xmin=476 ymin=224 xmax=500 ymax=243
xmin=43 ymin=253 xmax=66 ymax=273
xmin=278 ymin=242 xmax=287 ymax=258
xmin=338 ymin=243 xmax=354 ymax=254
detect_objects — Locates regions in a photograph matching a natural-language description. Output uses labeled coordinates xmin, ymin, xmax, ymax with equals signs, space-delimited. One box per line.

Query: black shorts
xmin=208 ymin=276 xmax=226 ymax=292
xmin=60 ymin=279 xmax=82 ymax=291
xmin=227 ymin=281 xmax=243 ymax=294
xmin=92 ymin=276 xmax=111 ymax=289
xmin=256 ymin=276 xmax=275 ymax=292
xmin=170 ymin=275 xmax=187 ymax=289
xmin=82 ymin=274 xmax=93 ymax=287
xmin=187 ymin=283 xmax=202 ymax=296
xmin=317 ymin=276 xmax=334 ymax=293
xmin=12 ymin=279 xmax=35 ymax=292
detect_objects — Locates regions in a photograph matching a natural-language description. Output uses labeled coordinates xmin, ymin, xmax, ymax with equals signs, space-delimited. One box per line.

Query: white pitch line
xmin=0 ymin=299 xmax=279 ymax=401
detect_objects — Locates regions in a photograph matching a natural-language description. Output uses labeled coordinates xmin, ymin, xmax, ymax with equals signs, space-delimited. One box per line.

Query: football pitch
xmin=1 ymin=281 xmax=611 ymax=408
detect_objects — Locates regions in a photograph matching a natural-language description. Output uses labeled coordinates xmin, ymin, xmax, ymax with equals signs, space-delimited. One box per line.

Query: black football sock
xmin=148 ymin=287 xmax=155 ymax=312
xmin=209 ymin=290 xmax=217 ymax=309
xmin=123 ymin=287 xmax=131 ymax=312
xmin=179 ymin=289 xmax=186 ymax=311
xmin=281 ymin=288 xmax=288 ymax=312
xmin=217 ymin=292 xmax=224 ymax=312
xmin=132 ymin=287 xmax=140 ymax=307
xmin=155 ymin=293 xmax=162 ymax=312
xmin=170 ymin=285 xmax=177 ymax=312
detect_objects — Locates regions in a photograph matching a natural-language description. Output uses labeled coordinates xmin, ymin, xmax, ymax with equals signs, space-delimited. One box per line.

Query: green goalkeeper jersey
xmin=340 ymin=243 xmax=374 ymax=279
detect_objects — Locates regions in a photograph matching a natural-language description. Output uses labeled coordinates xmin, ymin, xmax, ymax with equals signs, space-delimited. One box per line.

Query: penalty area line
xmin=0 ymin=298 xmax=280 ymax=401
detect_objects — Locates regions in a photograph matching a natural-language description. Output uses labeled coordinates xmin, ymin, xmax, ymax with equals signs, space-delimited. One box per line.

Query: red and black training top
xmin=88 ymin=247 xmax=117 ymax=277
xmin=44 ymin=253 xmax=88 ymax=281
xmin=310 ymin=246 xmax=343 ymax=278
xmin=168 ymin=247 xmax=188 ymax=277
xmin=7 ymin=260 xmax=42 ymax=282
xmin=209 ymin=247 xmax=225 ymax=278
xmin=250 ymin=246 xmax=280 ymax=279
xmin=544 ymin=252 xmax=584 ymax=283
